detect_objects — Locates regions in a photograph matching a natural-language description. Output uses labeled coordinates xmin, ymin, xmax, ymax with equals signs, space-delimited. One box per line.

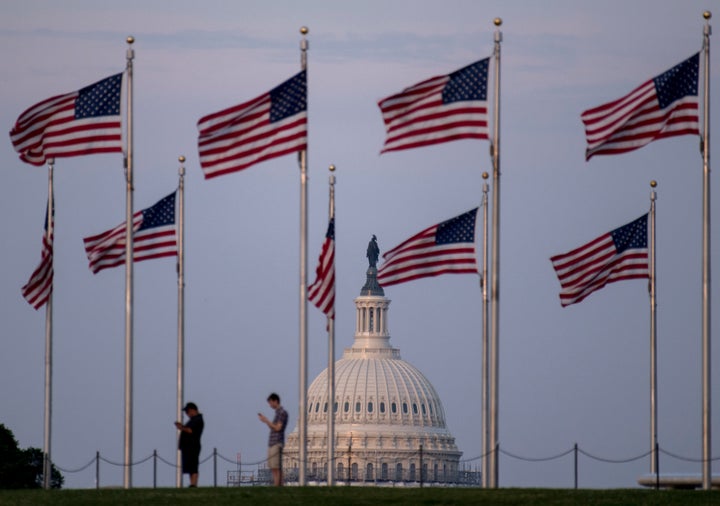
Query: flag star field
xmin=611 ymin=213 xmax=648 ymax=252
xmin=75 ymin=73 xmax=122 ymax=119
xmin=270 ymin=70 xmax=307 ymax=122
xmin=140 ymin=193 xmax=176 ymax=231
xmin=436 ymin=208 xmax=477 ymax=244
xmin=442 ymin=59 xmax=489 ymax=103
xmin=654 ymin=52 xmax=699 ymax=109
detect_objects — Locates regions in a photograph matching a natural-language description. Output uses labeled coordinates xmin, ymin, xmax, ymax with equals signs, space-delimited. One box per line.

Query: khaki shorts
xmin=268 ymin=443 xmax=283 ymax=469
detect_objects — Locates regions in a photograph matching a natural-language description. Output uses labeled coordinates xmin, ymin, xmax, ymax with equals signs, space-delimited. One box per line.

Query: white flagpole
xmin=298 ymin=25 xmax=310 ymax=486
xmin=123 ymin=35 xmax=135 ymax=489
xmin=488 ymin=17 xmax=502 ymax=489
xmin=176 ymin=156 xmax=186 ymax=488
xmin=327 ymin=164 xmax=336 ymax=486
xmin=701 ymin=11 xmax=712 ymax=491
xmin=649 ymin=181 xmax=658 ymax=476
xmin=42 ymin=160 xmax=54 ymax=489
xmin=480 ymin=171 xmax=489 ymax=488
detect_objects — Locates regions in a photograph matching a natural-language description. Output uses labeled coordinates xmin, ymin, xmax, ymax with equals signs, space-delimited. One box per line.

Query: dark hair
xmin=267 ymin=393 xmax=280 ymax=403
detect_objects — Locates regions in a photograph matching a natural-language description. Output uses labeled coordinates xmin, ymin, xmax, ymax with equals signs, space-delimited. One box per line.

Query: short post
xmin=654 ymin=442 xmax=660 ymax=490
xmin=213 ymin=447 xmax=218 ymax=487
xmin=573 ymin=443 xmax=578 ymax=489
xmin=153 ymin=449 xmax=157 ymax=488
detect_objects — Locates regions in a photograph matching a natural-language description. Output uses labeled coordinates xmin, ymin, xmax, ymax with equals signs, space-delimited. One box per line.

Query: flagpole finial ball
xmin=178 ymin=155 xmax=186 ymax=163
xmin=300 ymin=26 xmax=309 ymax=35
xmin=494 ymin=18 xmax=502 ymax=26
xmin=703 ymin=11 xmax=711 ymax=20
xmin=126 ymin=36 xmax=135 ymax=44
xmin=650 ymin=180 xmax=657 ymax=188
xmin=329 ymin=164 xmax=336 ymax=172
xmin=482 ymin=171 xmax=489 ymax=179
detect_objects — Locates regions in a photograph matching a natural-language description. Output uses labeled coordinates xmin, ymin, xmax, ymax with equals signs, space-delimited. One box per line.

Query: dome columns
xmin=354 ymin=297 xmax=391 ymax=349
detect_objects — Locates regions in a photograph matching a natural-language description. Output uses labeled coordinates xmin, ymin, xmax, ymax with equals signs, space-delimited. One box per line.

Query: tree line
xmin=0 ymin=423 xmax=63 ymax=489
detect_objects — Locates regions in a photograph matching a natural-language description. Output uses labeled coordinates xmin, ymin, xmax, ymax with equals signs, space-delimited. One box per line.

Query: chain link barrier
xmin=46 ymin=443 xmax=720 ymax=488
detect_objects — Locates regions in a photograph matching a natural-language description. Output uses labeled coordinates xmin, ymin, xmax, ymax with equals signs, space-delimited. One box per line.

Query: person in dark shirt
xmin=258 ymin=393 xmax=288 ymax=486
xmin=175 ymin=402 xmax=204 ymax=487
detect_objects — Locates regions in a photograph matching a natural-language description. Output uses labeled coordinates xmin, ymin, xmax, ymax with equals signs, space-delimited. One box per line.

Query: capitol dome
xmin=283 ymin=243 xmax=462 ymax=484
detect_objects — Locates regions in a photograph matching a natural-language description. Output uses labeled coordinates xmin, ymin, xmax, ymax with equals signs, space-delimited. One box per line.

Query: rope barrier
xmin=52 ymin=456 xmax=97 ymax=474
xmin=47 ymin=442 xmax=720 ymax=489
xmin=155 ymin=453 xmax=179 ymax=467
xmin=98 ymin=452 xmax=155 ymax=467
xmin=577 ymin=447 xmax=652 ymax=464
xmin=659 ymin=447 xmax=720 ymax=463
xmin=500 ymin=446 xmax=575 ymax=462
xmin=215 ymin=452 xmax=238 ymax=465
xmin=459 ymin=446 xmax=498 ymax=463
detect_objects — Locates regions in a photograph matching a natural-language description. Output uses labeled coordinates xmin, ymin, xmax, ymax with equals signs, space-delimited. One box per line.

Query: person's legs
xmin=184 ymin=448 xmax=200 ymax=487
xmin=268 ymin=444 xmax=283 ymax=486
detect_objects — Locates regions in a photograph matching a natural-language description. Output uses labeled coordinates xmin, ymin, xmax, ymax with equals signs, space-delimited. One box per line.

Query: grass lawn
xmin=0 ymin=486 xmax=718 ymax=506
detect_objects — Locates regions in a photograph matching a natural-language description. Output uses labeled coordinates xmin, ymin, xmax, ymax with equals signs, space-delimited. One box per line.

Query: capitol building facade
xmin=283 ymin=258 xmax=474 ymax=485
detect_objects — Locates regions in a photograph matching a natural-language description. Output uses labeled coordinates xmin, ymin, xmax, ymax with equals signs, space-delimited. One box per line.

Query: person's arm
xmin=258 ymin=413 xmax=284 ymax=432
xmin=174 ymin=421 xmax=193 ymax=434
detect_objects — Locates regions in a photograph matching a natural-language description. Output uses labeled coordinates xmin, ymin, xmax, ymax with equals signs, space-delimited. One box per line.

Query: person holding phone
xmin=175 ymin=402 xmax=204 ymax=487
xmin=258 ymin=393 xmax=288 ymax=486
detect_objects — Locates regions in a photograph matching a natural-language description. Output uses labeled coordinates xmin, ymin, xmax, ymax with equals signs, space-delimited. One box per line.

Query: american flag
xmin=308 ymin=218 xmax=335 ymax=319
xmin=378 ymin=58 xmax=489 ymax=153
xmin=582 ymin=53 xmax=699 ymax=160
xmin=22 ymin=203 xmax=54 ymax=310
xmin=550 ymin=214 xmax=649 ymax=307
xmin=197 ymin=71 xmax=307 ymax=179
xmin=84 ymin=192 xmax=177 ymax=274
xmin=377 ymin=208 xmax=479 ymax=287
xmin=10 ymin=73 xmax=123 ymax=166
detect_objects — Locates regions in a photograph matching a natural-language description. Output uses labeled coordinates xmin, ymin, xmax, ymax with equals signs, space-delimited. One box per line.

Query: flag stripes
xmin=378 ymin=208 xmax=479 ymax=287
xmin=551 ymin=214 xmax=649 ymax=307
xmin=198 ymin=71 xmax=307 ymax=179
xmin=22 ymin=206 xmax=54 ymax=310
xmin=379 ymin=59 xmax=489 ymax=153
xmin=10 ymin=73 xmax=123 ymax=166
xmin=308 ymin=218 xmax=335 ymax=319
xmin=582 ymin=53 xmax=699 ymax=160
xmin=84 ymin=192 xmax=177 ymax=274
